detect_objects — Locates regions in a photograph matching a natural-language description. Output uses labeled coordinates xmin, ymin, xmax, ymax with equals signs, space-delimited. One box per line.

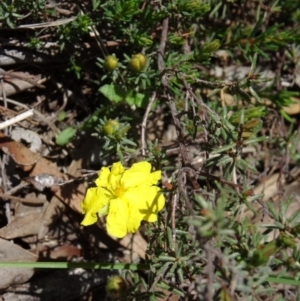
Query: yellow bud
xmin=132 ymin=53 xmax=147 ymax=68
xmin=106 ymin=276 xmax=127 ymax=299
xmin=104 ymin=55 xmax=118 ymax=71
xmin=103 ymin=119 xmax=120 ymax=135
xmin=129 ymin=53 xmax=146 ymax=72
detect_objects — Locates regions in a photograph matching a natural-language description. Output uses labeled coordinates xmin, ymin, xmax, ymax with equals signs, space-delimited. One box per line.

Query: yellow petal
xmin=143 ymin=193 xmax=165 ymax=222
xmin=147 ymin=170 xmax=162 ymax=185
xmin=95 ymin=166 xmax=110 ymax=187
xmin=111 ymin=162 xmax=125 ymax=175
xmin=130 ymin=161 xmax=151 ymax=173
xmin=122 ymin=162 xmax=161 ymax=188
xmin=81 ymin=214 xmax=97 ymax=226
xmin=81 ymin=187 xmax=98 ymax=214
xmin=106 ymin=198 xmax=129 ymax=238
xmin=124 ymin=186 xmax=165 ymax=219
xmin=81 ymin=186 xmax=111 ymax=226
xmin=108 ymin=162 xmax=124 ymax=191
xmin=126 ymin=211 xmax=142 ymax=233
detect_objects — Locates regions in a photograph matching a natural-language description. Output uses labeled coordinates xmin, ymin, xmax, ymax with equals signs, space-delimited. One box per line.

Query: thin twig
xmin=141 ymin=91 xmax=157 ymax=156
xmin=157 ymin=18 xmax=169 ymax=88
xmin=0 ymin=109 xmax=34 ymax=130
xmin=0 ymin=75 xmax=11 ymax=223
xmin=171 ymin=191 xmax=178 ymax=245
xmin=168 ymin=97 xmax=200 ymax=190
xmin=17 ymin=16 xmax=77 ymax=29
xmin=0 ymin=96 xmax=60 ymax=134
xmin=0 ymin=193 xmax=46 ymax=204
xmin=205 ymin=243 xmax=215 ymax=301
xmin=3 ymin=181 xmax=30 ymax=195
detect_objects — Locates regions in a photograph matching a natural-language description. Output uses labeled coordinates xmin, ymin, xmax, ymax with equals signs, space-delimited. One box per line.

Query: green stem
xmin=0 ymin=261 xmax=150 ymax=271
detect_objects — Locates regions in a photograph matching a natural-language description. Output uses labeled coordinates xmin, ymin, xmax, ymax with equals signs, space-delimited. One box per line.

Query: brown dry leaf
xmin=49 ymin=244 xmax=81 ymax=260
xmin=0 ymin=70 xmax=45 ymax=96
xmin=37 ymin=197 xmax=66 ymax=242
xmin=0 ymin=238 xmax=38 ymax=289
xmin=0 ymin=132 xmax=82 ymax=213
xmin=0 ymin=211 xmax=44 ymax=239
xmin=0 ymin=202 xmax=46 ymax=239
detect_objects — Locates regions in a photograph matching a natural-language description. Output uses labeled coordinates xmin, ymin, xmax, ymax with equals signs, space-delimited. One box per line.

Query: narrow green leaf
xmin=217 ymin=155 xmax=233 ymax=167
xmin=211 ymin=143 xmax=236 ymax=154
xmin=236 ymin=158 xmax=257 ymax=173
xmin=288 ymin=208 xmax=300 ymax=226
xmin=249 ymin=86 xmax=261 ymax=103
xmin=156 ymin=282 xmax=185 ymax=297
xmin=247 ymin=193 xmax=264 ymax=203
xmin=265 ymin=201 xmax=279 ymax=220
xmin=279 ymin=196 xmax=294 ymax=223
xmin=266 ymin=275 xmax=300 ymax=286
xmin=244 ymin=136 xmax=268 ymax=145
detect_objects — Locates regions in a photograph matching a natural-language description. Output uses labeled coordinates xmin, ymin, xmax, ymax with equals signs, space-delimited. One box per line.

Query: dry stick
xmin=0 ymin=69 xmax=46 ymax=89
xmin=180 ymin=77 xmax=243 ymax=190
xmin=0 ymin=193 xmax=45 ymax=204
xmin=177 ymin=168 xmax=196 ymax=216
xmin=168 ymin=97 xmax=200 ymax=191
xmin=148 ymin=18 xmax=171 ymax=292
xmin=205 ymin=244 xmax=239 ymax=297
xmin=181 ymin=73 xmax=221 ymax=124
xmin=205 ymin=243 xmax=215 ymax=301
xmin=159 ymin=18 xmax=200 ymax=256
xmin=198 ymin=170 xmax=241 ymax=190
xmin=0 ymin=96 xmax=59 ymax=134
xmin=171 ymin=191 xmax=178 ymax=245
xmin=157 ymin=18 xmax=200 ymax=190
xmin=156 ymin=17 xmax=187 ymax=245
xmin=17 ymin=16 xmax=77 ymax=29
xmin=3 ymin=181 xmax=29 ymax=196
xmin=0 ymin=76 xmax=11 ymax=223
xmin=141 ymin=91 xmax=157 ymax=156
xmin=0 ymin=109 xmax=34 ymax=130
xmin=77 ymin=4 xmax=107 ymax=57
xmin=180 ymin=74 xmax=210 ymax=142
xmin=157 ymin=22 xmax=199 ymax=290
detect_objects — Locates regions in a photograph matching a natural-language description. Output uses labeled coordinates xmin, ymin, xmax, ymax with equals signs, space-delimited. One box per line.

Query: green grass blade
xmin=0 ymin=261 xmax=150 ymax=271
xmin=266 ymin=275 xmax=300 ymax=286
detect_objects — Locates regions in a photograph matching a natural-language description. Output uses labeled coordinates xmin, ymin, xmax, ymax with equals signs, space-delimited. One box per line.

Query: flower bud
xmin=106 ymin=276 xmax=127 ymax=299
xmin=276 ymin=232 xmax=296 ymax=248
xmin=104 ymin=55 xmax=118 ymax=71
xmin=249 ymin=240 xmax=278 ymax=267
xmin=103 ymin=119 xmax=120 ymax=135
xmin=204 ymin=39 xmax=220 ymax=53
xmin=129 ymin=54 xmax=146 ymax=72
xmin=133 ymin=54 xmax=147 ymax=67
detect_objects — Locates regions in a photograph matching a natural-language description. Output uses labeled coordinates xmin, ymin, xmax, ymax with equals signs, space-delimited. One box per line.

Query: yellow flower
xmin=81 ymin=161 xmax=165 ymax=238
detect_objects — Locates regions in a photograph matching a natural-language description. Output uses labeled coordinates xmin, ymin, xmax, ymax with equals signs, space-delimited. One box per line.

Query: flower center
xmin=113 ymin=183 xmax=125 ymax=197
